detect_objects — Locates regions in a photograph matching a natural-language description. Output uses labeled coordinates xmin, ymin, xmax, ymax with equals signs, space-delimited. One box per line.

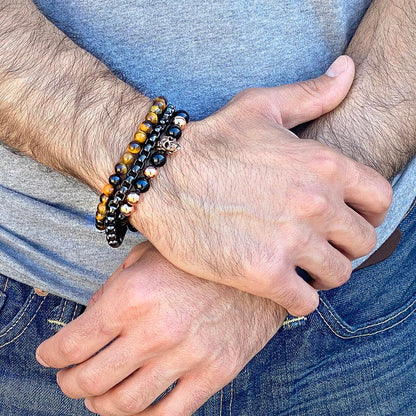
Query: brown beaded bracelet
xmin=95 ymin=96 xmax=189 ymax=248
xmin=104 ymin=106 xmax=189 ymax=248
xmin=95 ymin=96 xmax=168 ymax=232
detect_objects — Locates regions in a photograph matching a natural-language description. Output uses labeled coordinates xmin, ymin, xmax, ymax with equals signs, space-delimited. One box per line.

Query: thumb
xmin=271 ymin=55 xmax=355 ymax=129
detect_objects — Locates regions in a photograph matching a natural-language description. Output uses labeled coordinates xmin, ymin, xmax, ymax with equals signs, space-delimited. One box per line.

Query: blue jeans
xmin=1 ymin=199 xmax=415 ymax=415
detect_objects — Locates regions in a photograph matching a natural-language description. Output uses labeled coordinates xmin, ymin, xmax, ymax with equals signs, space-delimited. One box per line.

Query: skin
xmin=36 ymin=63 xmax=372 ymax=416
xmin=38 ymin=242 xmax=287 ymax=416
xmin=0 ymin=0 xmax=391 ymax=316
xmin=301 ymin=0 xmax=416 ymax=179
xmin=2 ymin=0 xmax=413 ymax=414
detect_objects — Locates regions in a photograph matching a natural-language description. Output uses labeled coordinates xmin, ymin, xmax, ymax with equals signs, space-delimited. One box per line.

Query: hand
xmin=132 ymin=56 xmax=393 ymax=316
xmin=36 ymin=242 xmax=285 ymax=416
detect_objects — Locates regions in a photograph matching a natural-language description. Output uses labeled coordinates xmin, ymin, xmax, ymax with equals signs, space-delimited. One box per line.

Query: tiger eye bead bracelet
xmin=96 ymin=96 xmax=189 ymax=248
xmin=95 ymin=96 xmax=168 ymax=232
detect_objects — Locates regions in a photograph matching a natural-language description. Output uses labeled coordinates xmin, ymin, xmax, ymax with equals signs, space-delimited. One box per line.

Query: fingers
xmin=84 ymin=362 xmax=180 ymax=416
xmin=137 ymin=373 xmax=219 ymax=416
xmin=342 ymin=159 xmax=393 ymax=227
xmin=257 ymin=269 xmax=320 ymax=317
xmin=296 ymin=239 xmax=353 ymax=290
xmin=56 ymin=336 xmax=154 ymax=399
xmin=269 ymin=55 xmax=355 ymax=128
xmin=326 ymin=206 xmax=377 ymax=259
xmin=36 ymin=296 xmax=120 ymax=368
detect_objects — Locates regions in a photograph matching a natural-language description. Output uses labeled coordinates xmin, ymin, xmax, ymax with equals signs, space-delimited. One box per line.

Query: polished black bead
xmin=166 ymin=104 xmax=175 ymax=113
xmin=152 ymin=152 xmax=167 ymax=167
xmin=174 ymin=110 xmax=190 ymax=122
xmin=166 ymin=125 xmax=182 ymax=139
xmin=134 ymin=177 xmax=150 ymax=193
xmin=154 ymin=125 xmax=163 ymax=134
xmin=108 ymin=199 xmax=118 ymax=209
xmin=130 ymin=165 xmax=141 ymax=175
xmin=109 ymin=174 xmax=121 ymax=186
xmin=106 ymin=232 xmax=117 ymax=240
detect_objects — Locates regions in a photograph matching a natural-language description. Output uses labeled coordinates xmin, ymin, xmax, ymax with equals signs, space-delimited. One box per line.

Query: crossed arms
xmin=1 ymin=0 xmax=415 ymax=415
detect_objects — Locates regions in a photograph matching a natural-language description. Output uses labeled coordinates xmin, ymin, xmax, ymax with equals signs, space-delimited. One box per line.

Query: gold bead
xmin=134 ymin=131 xmax=147 ymax=143
xmin=126 ymin=192 xmax=140 ymax=205
xmin=127 ymin=142 xmax=141 ymax=153
xmin=150 ymin=104 xmax=163 ymax=115
xmin=154 ymin=96 xmax=167 ymax=110
xmin=121 ymin=152 xmax=135 ymax=165
xmin=97 ymin=203 xmax=107 ymax=215
xmin=144 ymin=166 xmax=158 ymax=178
xmin=173 ymin=116 xmax=187 ymax=130
xmin=115 ymin=163 xmax=128 ymax=175
xmin=103 ymin=183 xmax=114 ymax=196
xmin=120 ymin=203 xmax=133 ymax=216
xmin=139 ymin=121 xmax=153 ymax=133
xmin=95 ymin=211 xmax=105 ymax=221
xmin=145 ymin=112 xmax=158 ymax=124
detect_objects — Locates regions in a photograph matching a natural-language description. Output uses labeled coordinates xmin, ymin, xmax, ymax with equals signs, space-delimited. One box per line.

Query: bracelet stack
xmin=95 ymin=96 xmax=189 ymax=248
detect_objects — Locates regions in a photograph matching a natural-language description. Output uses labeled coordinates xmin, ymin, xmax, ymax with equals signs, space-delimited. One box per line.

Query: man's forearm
xmin=0 ymin=0 xmax=151 ymax=190
xmin=303 ymin=0 xmax=416 ymax=179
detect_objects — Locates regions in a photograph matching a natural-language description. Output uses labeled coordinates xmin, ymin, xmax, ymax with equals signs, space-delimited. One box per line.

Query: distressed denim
xmin=0 ymin=279 xmax=89 ymax=415
xmin=0 ymin=199 xmax=415 ymax=415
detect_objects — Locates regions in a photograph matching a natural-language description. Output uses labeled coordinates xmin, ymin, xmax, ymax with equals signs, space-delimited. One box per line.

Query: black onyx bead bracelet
xmin=95 ymin=97 xmax=189 ymax=248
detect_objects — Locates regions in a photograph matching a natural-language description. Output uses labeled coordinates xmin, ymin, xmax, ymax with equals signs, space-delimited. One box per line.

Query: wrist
xmin=80 ymin=85 xmax=153 ymax=192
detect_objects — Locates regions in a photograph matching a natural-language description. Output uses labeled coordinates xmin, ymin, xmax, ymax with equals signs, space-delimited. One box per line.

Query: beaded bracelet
xmin=105 ymin=109 xmax=189 ymax=248
xmin=104 ymin=104 xmax=176 ymax=247
xmin=95 ymin=96 xmax=168 ymax=232
xmin=95 ymin=96 xmax=189 ymax=248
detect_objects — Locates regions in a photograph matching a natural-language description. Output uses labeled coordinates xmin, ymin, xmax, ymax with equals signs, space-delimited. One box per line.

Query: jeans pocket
xmin=316 ymin=199 xmax=416 ymax=338
xmin=0 ymin=274 xmax=47 ymax=349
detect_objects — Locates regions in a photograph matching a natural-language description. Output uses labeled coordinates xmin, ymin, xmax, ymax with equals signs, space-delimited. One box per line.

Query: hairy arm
xmin=302 ymin=0 xmax=416 ymax=179
xmin=0 ymin=0 xmax=151 ymax=189
xmin=0 ymin=0 xmax=391 ymax=315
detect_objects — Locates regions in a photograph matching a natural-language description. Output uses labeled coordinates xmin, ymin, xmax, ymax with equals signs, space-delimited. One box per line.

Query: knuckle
xmin=312 ymin=148 xmax=340 ymax=177
xmin=377 ymin=180 xmax=393 ymax=213
xmin=332 ymin=258 xmax=353 ymax=287
xmin=77 ymin=371 xmax=102 ymax=397
xmin=299 ymin=192 xmax=331 ymax=219
xmin=295 ymin=80 xmax=324 ymax=112
xmin=360 ymin=227 xmax=378 ymax=255
xmin=234 ymin=87 xmax=262 ymax=103
xmin=56 ymin=376 xmax=76 ymax=399
xmin=57 ymin=337 xmax=81 ymax=363
xmin=243 ymin=257 xmax=287 ymax=298
xmin=116 ymin=390 xmax=142 ymax=414
xmin=297 ymin=79 xmax=321 ymax=98
xmin=233 ymin=88 xmax=270 ymax=115
xmin=319 ymin=246 xmax=352 ymax=287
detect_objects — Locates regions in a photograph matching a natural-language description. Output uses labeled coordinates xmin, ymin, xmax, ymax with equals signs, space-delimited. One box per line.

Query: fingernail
xmin=35 ymin=351 xmax=49 ymax=367
xmin=326 ymin=56 xmax=348 ymax=77
xmin=85 ymin=399 xmax=97 ymax=414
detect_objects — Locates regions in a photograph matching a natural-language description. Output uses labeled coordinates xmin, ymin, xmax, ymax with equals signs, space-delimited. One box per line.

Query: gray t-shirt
xmin=1 ymin=0 xmax=415 ymax=304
